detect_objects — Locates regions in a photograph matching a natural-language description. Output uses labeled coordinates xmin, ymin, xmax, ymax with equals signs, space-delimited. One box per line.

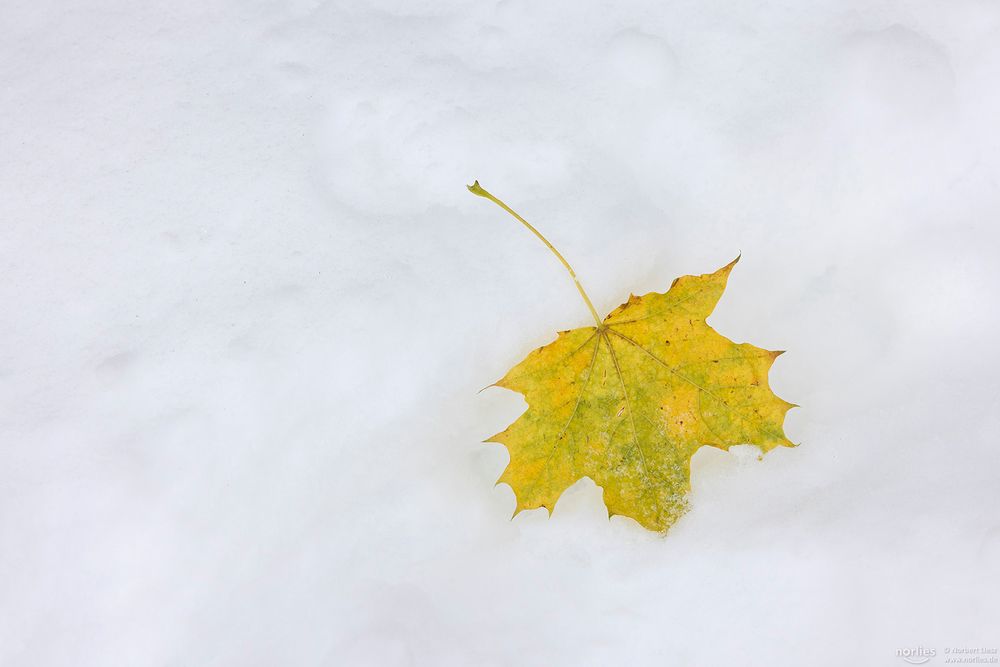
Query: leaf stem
xmin=467 ymin=181 xmax=603 ymax=328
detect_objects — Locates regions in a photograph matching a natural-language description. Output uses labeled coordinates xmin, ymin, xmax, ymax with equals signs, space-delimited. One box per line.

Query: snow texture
xmin=2 ymin=1 xmax=999 ymax=665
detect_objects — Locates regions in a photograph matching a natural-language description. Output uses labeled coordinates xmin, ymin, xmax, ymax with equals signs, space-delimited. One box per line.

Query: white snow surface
xmin=2 ymin=1 xmax=999 ymax=665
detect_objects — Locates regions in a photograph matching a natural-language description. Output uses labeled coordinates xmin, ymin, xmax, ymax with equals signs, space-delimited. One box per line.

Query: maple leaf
xmin=469 ymin=181 xmax=797 ymax=532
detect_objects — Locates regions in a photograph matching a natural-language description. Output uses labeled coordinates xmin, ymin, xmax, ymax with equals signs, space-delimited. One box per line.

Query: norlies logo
xmin=898 ymin=646 xmax=937 ymax=664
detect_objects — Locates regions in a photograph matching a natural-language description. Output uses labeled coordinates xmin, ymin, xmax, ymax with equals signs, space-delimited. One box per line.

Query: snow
xmin=2 ymin=1 xmax=999 ymax=665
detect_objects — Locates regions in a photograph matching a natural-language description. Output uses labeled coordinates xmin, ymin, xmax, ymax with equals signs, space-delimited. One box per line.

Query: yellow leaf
xmin=471 ymin=182 xmax=796 ymax=532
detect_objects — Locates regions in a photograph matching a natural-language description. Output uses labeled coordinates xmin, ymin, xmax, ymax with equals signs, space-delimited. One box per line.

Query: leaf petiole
xmin=467 ymin=181 xmax=603 ymax=328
